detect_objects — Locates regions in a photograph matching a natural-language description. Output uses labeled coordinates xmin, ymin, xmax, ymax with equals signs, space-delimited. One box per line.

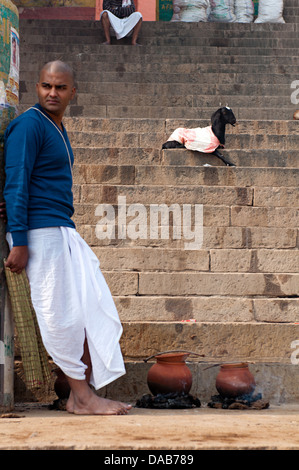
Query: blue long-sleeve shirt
xmin=4 ymin=103 xmax=75 ymax=246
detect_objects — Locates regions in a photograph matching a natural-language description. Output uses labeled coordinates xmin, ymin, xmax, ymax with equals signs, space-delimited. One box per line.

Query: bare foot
xmin=66 ymin=390 xmax=131 ymax=415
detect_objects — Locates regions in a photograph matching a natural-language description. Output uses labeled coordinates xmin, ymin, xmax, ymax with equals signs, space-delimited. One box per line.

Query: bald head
xmin=36 ymin=60 xmax=76 ymax=126
xmin=40 ymin=61 xmax=75 ymax=86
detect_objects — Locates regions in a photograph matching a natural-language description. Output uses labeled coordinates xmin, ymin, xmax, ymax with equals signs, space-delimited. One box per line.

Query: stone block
xmin=138 ymin=272 xmax=299 ymax=296
xmin=210 ymin=249 xmax=299 ymax=273
xmin=114 ymin=295 xmax=254 ymax=322
xmin=231 ymin=206 xmax=299 ymax=228
xmin=94 ymin=247 xmax=210 ymax=272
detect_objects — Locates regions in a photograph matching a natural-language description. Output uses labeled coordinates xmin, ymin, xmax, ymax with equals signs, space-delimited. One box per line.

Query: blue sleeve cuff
xmin=11 ymin=231 xmax=28 ymax=246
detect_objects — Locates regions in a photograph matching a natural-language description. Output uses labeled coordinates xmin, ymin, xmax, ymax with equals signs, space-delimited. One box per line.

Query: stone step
xmin=19 ymin=42 xmax=299 ymax=58
xmin=73 ymin=186 xmax=297 ymax=210
xmin=95 ymin=247 xmax=299 ymax=274
xmin=162 ymin=149 xmax=299 ymax=168
xmin=19 ymin=28 xmax=299 ymax=42
xmin=20 ymin=88 xmax=294 ymax=105
xmin=285 ymin=17 xmax=299 ymax=25
xmin=106 ymin=271 xmax=298 ymax=297
xmin=72 ymin=147 xmax=299 ymax=168
xmin=118 ymin=321 xmax=298 ymax=363
xmin=76 ymin=201 xmax=299 ymax=230
xmin=77 ymin=224 xmax=297 ymax=251
xmin=19 ymin=19 xmax=299 ymax=32
xmin=19 ymin=90 xmax=296 ymax=105
xmin=19 ymin=50 xmax=299 ymax=67
xmin=19 ymin=32 xmax=299 ymax=48
xmin=67 ymin=132 xmax=299 ymax=151
xmin=112 ymin=296 xmax=299 ymax=323
xmin=18 ymin=103 xmax=297 ymax=121
xmin=72 ymin=84 xmax=294 ymax=97
xmin=63 ymin=117 xmax=299 ymax=135
xmin=74 ymin=203 xmax=298 ymax=232
xmin=73 ymin=164 xmax=299 ymax=188
xmin=20 ymin=70 xmax=298 ymax=85
xmin=32 ymin=61 xmax=299 ymax=75
xmin=67 ymin=129 xmax=298 ymax=145
xmin=18 ymin=20 xmax=299 ymax=38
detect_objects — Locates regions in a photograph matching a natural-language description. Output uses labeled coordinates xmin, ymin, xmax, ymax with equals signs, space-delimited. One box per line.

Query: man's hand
xmin=5 ymin=246 xmax=29 ymax=274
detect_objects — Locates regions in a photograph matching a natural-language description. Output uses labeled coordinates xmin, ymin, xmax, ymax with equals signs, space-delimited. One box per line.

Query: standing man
xmin=101 ymin=0 xmax=142 ymax=45
xmin=4 ymin=60 xmax=131 ymax=415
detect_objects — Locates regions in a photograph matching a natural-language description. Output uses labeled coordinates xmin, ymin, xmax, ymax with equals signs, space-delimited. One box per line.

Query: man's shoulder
xmin=6 ymin=105 xmax=44 ymax=135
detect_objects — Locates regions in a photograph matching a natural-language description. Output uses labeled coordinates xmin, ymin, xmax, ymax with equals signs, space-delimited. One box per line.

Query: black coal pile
xmin=49 ymin=398 xmax=68 ymax=411
xmin=208 ymin=392 xmax=269 ymax=410
xmin=135 ymin=392 xmax=201 ymax=409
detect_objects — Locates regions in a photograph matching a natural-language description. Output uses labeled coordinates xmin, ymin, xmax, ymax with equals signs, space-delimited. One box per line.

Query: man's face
xmin=36 ymin=69 xmax=76 ymax=119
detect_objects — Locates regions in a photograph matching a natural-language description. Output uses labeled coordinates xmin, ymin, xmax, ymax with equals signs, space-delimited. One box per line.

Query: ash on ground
xmin=49 ymin=398 xmax=68 ymax=411
xmin=208 ymin=392 xmax=269 ymax=410
xmin=135 ymin=392 xmax=201 ymax=409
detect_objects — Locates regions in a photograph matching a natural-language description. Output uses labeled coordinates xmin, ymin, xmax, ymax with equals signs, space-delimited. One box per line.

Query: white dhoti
xmin=7 ymin=227 xmax=125 ymax=390
xmin=101 ymin=10 xmax=142 ymax=40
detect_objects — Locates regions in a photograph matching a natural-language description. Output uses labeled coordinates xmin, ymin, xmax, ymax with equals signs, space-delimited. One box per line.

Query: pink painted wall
xmin=16 ymin=0 xmax=157 ymax=21
xmin=95 ymin=0 xmax=156 ymax=21
xmin=19 ymin=7 xmax=95 ymax=20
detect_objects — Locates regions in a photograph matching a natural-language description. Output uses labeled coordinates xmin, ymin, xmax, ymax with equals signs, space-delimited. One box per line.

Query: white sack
xmin=209 ymin=0 xmax=236 ymax=22
xmin=235 ymin=0 xmax=254 ymax=22
xmin=171 ymin=0 xmax=210 ymax=22
xmin=254 ymin=0 xmax=285 ymax=23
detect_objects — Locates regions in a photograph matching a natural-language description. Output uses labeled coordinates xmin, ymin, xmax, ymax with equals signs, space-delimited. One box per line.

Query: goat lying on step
xmin=162 ymin=107 xmax=237 ymax=167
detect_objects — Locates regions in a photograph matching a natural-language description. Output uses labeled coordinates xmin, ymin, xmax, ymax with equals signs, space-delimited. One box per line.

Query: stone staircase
xmin=17 ymin=5 xmax=299 ymax=404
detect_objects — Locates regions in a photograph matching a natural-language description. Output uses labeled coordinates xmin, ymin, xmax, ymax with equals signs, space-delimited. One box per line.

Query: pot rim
xmin=156 ymin=352 xmax=190 ymax=363
xmin=220 ymin=362 xmax=249 ymax=369
xmin=143 ymin=350 xmax=204 ymax=363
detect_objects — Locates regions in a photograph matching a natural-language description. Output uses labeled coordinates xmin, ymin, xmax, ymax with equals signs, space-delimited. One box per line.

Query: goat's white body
xmin=167 ymin=125 xmax=220 ymax=153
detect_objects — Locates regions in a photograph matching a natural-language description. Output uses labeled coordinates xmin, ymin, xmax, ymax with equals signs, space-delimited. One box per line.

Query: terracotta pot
xmin=53 ymin=368 xmax=70 ymax=399
xmin=147 ymin=352 xmax=192 ymax=396
xmin=215 ymin=363 xmax=256 ymax=398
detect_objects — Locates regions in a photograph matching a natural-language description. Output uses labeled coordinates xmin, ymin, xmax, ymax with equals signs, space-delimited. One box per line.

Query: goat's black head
xmin=211 ymin=107 xmax=236 ymax=145
xmin=211 ymin=107 xmax=236 ymax=126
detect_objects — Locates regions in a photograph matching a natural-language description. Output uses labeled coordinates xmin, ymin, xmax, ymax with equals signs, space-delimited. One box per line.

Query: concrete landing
xmin=1 ymin=402 xmax=299 ymax=450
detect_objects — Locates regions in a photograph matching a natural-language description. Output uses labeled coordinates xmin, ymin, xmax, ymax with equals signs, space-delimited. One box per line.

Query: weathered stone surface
xmin=76 ymin=224 xmax=297 ymax=250
xmin=94 ymin=247 xmax=210 ymax=272
xmin=114 ymin=295 xmax=254 ymax=322
xmin=254 ymin=187 xmax=299 ymax=207
xmin=231 ymin=206 xmax=299 ymax=228
xmin=254 ymin=298 xmax=299 ymax=323
xmin=103 ymin=272 xmax=138 ymax=296
xmin=210 ymin=249 xmax=299 ymax=273
xmin=120 ymin=321 xmax=299 ymax=363
xmin=135 ymin=166 xmax=299 ymax=188
xmin=138 ymin=272 xmax=299 ymax=297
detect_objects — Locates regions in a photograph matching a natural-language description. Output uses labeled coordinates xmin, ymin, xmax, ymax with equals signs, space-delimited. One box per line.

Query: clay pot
xmin=215 ymin=363 xmax=256 ymax=398
xmin=53 ymin=368 xmax=70 ymax=399
xmin=147 ymin=352 xmax=192 ymax=396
